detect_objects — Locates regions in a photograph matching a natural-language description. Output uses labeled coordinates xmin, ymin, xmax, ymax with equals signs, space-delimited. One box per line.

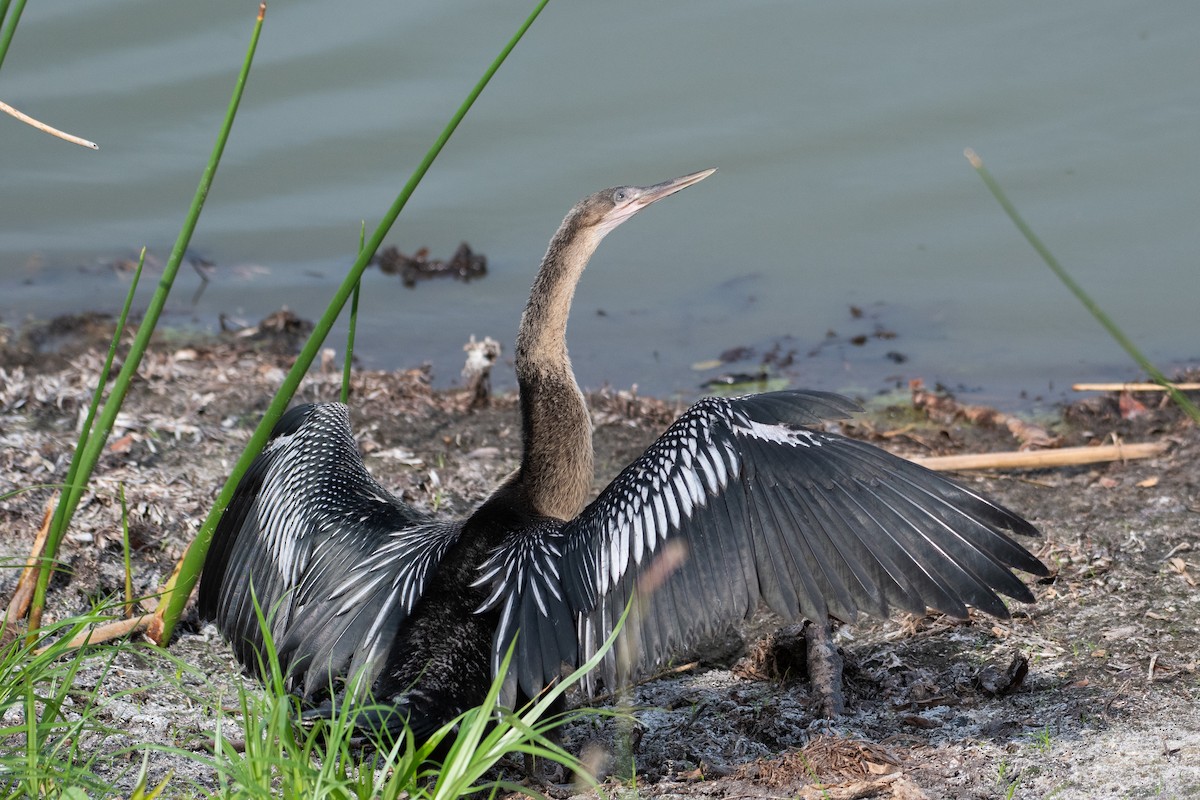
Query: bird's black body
xmin=199 ymin=170 xmax=1049 ymax=739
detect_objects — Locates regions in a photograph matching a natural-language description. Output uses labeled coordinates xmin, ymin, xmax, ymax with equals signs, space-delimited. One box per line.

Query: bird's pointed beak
xmin=594 ymin=168 xmax=716 ymax=240
xmin=632 ymin=168 xmax=717 ymax=210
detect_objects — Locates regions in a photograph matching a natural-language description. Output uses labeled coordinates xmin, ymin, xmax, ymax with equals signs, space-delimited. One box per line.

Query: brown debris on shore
xmin=373 ymin=241 xmax=487 ymax=288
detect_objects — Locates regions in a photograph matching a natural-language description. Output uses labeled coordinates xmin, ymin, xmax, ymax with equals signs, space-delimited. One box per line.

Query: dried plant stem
xmin=34 ymin=614 xmax=157 ymax=656
xmin=3 ymin=496 xmax=55 ymax=634
xmin=0 ymin=99 xmax=98 ymax=149
xmin=912 ymin=441 xmax=1168 ymax=472
xmin=1073 ymin=382 xmax=1200 ymax=393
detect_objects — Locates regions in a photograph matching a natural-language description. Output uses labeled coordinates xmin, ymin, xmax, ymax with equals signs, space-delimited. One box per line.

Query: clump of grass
xmin=6 ymin=587 xmax=606 ymax=798
xmin=192 ymin=595 xmax=621 ymax=799
xmin=0 ymin=612 xmax=137 ymax=797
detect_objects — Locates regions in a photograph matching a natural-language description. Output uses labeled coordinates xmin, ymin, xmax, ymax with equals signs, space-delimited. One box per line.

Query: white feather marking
xmin=500 ymin=595 xmax=517 ymax=643
xmin=362 ymin=587 xmax=400 ymax=644
xmin=709 ymin=444 xmax=729 ymax=487
xmin=675 ymin=470 xmax=702 ymax=513
xmin=662 ymin=482 xmax=681 ymax=529
xmin=720 ymin=443 xmax=738 ymax=484
xmin=738 ymin=419 xmax=820 ymax=448
xmin=531 ymin=580 xmax=548 ymax=617
xmin=616 ymin=522 xmax=629 ymax=574
xmin=631 ymin=506 xmax=646 ymax=565
xmin=677 ymin=439 xmax=694 ymax=469
xmin=472 ymin=562 xmax=503 ymax=587
xmin=598 ymin=542 xmax=611 ymax=593
xmin=334 ymin=573 xmax=387 ymax=615
xmin=581 ymin=614 xmax=594 ymax=666
xmin=651 ymin=492 xmax=668 ymax=542
xmin=688 ymin=463 xmax=708 ymax=504
xmin=609 ymin=532 xmax=623 ymax=588
xmin=695 ymin=449 xmax=719 ymax=495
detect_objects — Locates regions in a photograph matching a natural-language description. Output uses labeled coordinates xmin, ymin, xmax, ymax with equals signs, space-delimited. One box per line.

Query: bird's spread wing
xmin=198 ymin=403 xmax=457 ymax=700
xmin=478 ymin=390 xmax=1048 ymax=696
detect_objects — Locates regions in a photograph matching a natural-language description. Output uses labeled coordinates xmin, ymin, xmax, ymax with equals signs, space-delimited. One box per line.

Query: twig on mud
xmin=883 ymin=614 xmax=972 ymax=642
xmin=1161 ymin=542 xmax=1192 ymax=561
xmin=1103 ymin=679 xmax=1133 ymax=715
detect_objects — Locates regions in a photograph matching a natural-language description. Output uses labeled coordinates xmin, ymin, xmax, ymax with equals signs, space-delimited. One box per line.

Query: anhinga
xmin=199 ymin=169 xmax=1048 ymax=738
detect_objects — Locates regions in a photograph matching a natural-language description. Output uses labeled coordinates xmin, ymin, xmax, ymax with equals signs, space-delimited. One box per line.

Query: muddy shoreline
xmin=1 ymin=316 xmax=1197 ymax=798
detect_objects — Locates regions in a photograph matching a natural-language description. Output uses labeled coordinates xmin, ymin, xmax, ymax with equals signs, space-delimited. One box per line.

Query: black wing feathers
xmin=473 ymin=520 xmax=577 ymax=697
xmin=198 ymin=404 xmax=319 ymax=666
xmin=490 ymin=389 xmax=1046 ymax=695
xmin=204 ymin=389 xmax=1046 ymax=714
xmin=199 ymin=403 xmax=455 ymax=700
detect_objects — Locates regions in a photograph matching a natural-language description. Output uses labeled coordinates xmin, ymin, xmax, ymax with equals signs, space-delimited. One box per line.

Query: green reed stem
xmin=119 ymin=484 xmax=133 ymax=619
xmin=965 ymin=148 xmax=1200 ymax=423
xmin=27 ymin=5 xmax=267 ymax=633
xmin=156 ymin=0 xmax=552 ymax=642
xmin=341 ymin=225 xmax=366 ymax=404
xmin=0 ymin=0 xmax=25 ymax=72
xmin=26 ymin=251 xmax=143 ymax=634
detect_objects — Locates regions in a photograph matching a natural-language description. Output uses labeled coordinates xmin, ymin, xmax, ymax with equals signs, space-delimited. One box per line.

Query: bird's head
xmin=570 ymin=168 xmax=716 ymax=244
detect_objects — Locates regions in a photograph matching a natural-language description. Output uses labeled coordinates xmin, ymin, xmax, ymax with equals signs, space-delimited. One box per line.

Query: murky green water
xmin=2 ymin=1 xmax=1197 ymax=408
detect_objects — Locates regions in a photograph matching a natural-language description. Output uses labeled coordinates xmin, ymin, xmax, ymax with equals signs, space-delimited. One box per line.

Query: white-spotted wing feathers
xmin=198 ymin=403 xmax=460 ymax=701
xmin=478 ymin=390 xmax=1045 ymax=696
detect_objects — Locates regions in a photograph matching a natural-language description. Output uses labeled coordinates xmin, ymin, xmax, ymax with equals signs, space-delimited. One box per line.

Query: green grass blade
xmin=78 ymin=249 xmax=146 ymax=465
xmin=28 ymin=250 xmax=144 ymax=634
xmin=0 ymin=612 xmax=127 ymax=796
xmin=157 ymin=0 xmax=552 ymax=643
xmin=965 ymin=148 xmax=1200 ymax=423
xmin=119 ymin=483 xmax=134 ymax=618
xmin=27 ymin=7 xmax=267 ymax=634
xmin=0 ymin=0 xmax=25 ymax=71
xmin=342 ymin=284 xmax=359 ymax=403
xmin=430 ymin=607 xmax=632 ymax=799
xmin=341 ymin=224 xmax=366 ymax=404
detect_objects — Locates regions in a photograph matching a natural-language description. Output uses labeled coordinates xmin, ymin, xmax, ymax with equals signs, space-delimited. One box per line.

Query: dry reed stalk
xmin=4 ymin=495 xmax=56 ymax=625
xmin=1072 ymin=382 xmax=1200 ymax=392
xmin=911 ymin=441 xmax=1168 ymax=472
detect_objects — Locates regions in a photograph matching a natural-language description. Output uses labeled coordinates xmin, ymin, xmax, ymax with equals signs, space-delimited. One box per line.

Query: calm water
xmin=2 ymin=1 xmax=1197 ymax=409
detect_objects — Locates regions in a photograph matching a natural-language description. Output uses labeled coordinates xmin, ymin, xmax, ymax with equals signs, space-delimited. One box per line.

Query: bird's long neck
xmin=511 ymin=219 xmax=598 ymax=520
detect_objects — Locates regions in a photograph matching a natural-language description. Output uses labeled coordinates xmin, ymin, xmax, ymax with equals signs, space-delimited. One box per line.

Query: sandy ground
xmin=1 ymin=316 xmax=1198 ymax=798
